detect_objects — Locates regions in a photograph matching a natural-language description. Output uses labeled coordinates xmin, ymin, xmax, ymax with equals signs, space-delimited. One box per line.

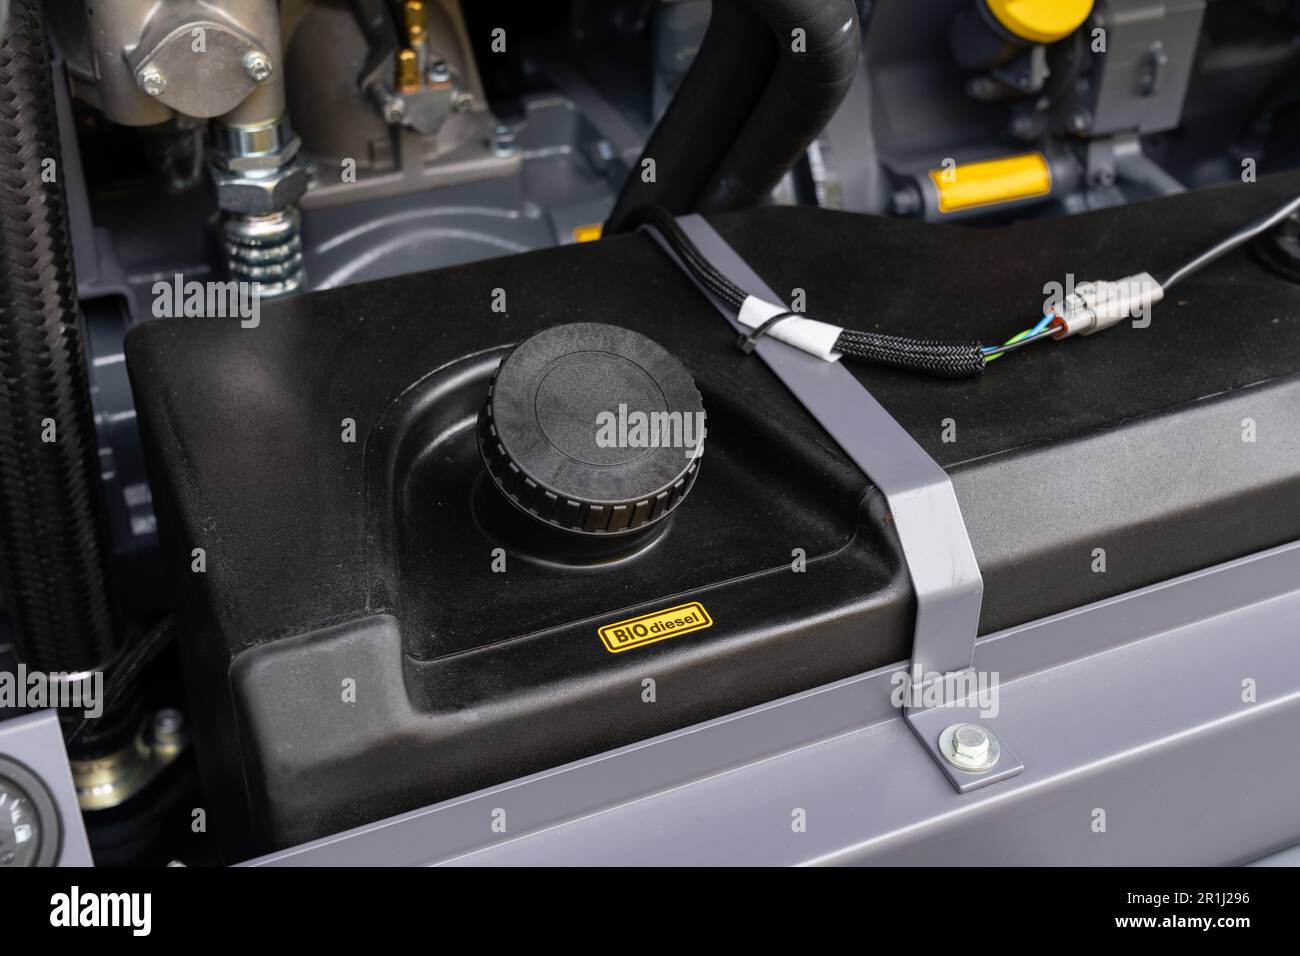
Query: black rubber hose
xmin=605 ymin=0 xmax=775 ymax=233
xmin=0 ymin=0 xmax=120 ymax=673
xmin=698 ymin=0 xmax=861 ymax=213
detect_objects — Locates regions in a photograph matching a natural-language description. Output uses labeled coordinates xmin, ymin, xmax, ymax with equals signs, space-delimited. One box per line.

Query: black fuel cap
xmin=478 ymin=323 xmax=705 ymax=536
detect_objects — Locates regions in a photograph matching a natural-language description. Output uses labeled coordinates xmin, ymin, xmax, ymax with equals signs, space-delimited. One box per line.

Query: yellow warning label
xmin=572 ymin=223 xmax=603 ymax=243
xmin=598 ymin=601 xmax=712 ymax=653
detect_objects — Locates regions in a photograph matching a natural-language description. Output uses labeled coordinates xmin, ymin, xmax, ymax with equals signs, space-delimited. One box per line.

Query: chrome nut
xmin=212 ymin=162 xmax=309 ymax=214
xmin=216 ymin=136 xmax=302 ymax=174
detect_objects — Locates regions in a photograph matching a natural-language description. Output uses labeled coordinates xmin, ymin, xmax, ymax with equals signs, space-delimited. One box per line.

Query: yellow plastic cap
xmin=984 ymin=0 xmax=1094 ymax=44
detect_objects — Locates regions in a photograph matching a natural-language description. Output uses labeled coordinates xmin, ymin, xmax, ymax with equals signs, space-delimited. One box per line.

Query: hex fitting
xmin=939 ymin=722 xmax=1002 ymax=773
xmin=209 ymin=116 xmax=308 ymax=295
xmin=210 ymin=118 xmax=308 ymax=214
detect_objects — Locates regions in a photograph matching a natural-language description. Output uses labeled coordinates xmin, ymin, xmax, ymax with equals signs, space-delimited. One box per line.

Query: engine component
xmin=478 ymin=323 xmax=704 ymax=538
xmin=1071 ymin=0 xmax=1205 ymax=139
xmin=203 ymin=2 xmax=306 ymax=297
xmin=62 ymin=0 xmax=310 ymax=295
xmin=211 ymin=118 xmax=307 ymax=295
xmin=74 ymin=0 xmax=285 ymax=127
xmin=367 ymin=0 xmax=473 ymax=136
xmin=69 ymin=707 xmax=186 ymax=811
xmin=283 ymin=0 xmax=515 ymax=210
xmin=950 ymin=0 xmax=1093 ymax=84
xmin=0 ymin=0 xmax=120 ymax=675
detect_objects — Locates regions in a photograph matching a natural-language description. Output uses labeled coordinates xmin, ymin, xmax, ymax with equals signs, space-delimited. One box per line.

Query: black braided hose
xmin=631 ymin=204 xmax=986 ymax=378
xmin=0 ymin=0 xmax=120 ymax=673
xmin=833 ymin=328 xmax=985 ymax=379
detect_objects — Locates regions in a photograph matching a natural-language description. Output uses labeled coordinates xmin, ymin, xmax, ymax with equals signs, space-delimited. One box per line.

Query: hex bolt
xmin=137 ymin=66 xmax=167 ymax=97
xmin=453 ymin=92 xmax=474 ymax=113
xmin=940 ymin=722 xmax=1001 ymax=773
xmin=244 ymin=51 xmax=273 ymax=83
xmin=953 ymin=724 xmax=989 ymax=762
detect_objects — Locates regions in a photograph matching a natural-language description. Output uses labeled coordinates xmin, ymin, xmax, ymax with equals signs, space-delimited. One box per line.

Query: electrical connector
xmin=1049 ymin=272 xmax=1165 ymax=338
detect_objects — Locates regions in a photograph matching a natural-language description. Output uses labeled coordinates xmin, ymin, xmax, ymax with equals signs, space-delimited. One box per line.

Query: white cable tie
xmin=737 ymin=296 xmax=844 ymax=362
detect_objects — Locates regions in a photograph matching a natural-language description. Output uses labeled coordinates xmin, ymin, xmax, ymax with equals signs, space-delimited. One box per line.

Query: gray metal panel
xmin=244 ymin=537 xmax=1300 ymax=866
xmin=1090 ymin=0 xmax=1206 ymax=136
xmin=0 ymin=711 xmax=94 ymax=866
xmin=1249 ymin=843 xmax=1300 ymax=867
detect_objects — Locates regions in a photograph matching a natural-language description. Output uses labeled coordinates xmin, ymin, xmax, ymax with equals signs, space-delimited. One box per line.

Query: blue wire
xmin=981 ymin=316 xmax=1057 ymax=357
xmin=1029 ymin=313 xmax=1054 ymax=336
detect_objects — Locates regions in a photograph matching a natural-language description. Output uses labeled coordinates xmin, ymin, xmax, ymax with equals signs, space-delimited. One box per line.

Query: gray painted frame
xmin=245 ymin=537 xmax=1300 ymax=866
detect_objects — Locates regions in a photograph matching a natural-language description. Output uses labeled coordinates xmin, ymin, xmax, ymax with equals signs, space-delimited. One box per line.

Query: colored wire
xmin=984 ymin=314 xmax=1055 ymax=361
xmin=980 ymin=326 xmax=1058 ymax=359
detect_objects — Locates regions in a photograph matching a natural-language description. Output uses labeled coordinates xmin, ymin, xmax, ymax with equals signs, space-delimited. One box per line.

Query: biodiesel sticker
xmin=598 ymin=602 xmax=712 ymax=653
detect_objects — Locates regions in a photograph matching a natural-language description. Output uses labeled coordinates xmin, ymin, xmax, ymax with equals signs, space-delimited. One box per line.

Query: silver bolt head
xmin=453 ymin=92 xmax=474 ymax=113
xmin=244 ymin=51 xmax=273 ymax=83
xmin=953 ymin=724 xmax=989 ymax=760
xmin=383 ymin=97 xmax=407 ymax=124
xmin=137 ymin=67 xmax=167 ymax=97
xmin=939 ymin=722 xmax=1001 ymax=773
xmin=427 ymin=60 xmax=451 ymax=83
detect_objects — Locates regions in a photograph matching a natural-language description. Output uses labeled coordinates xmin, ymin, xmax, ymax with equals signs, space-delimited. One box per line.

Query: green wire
xmin=984 ymin=327 xmax=1034 ymax=363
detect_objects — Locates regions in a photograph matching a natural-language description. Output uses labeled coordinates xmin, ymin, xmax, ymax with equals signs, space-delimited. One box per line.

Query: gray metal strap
xmin=651 ymin=216 xmax=1018 ymax=792
xmin=664 ymin=215 xmax=983 ymax=678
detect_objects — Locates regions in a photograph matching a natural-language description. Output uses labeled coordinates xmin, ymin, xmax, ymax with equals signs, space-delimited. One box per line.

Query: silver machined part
xmin=223 ymin=209 xmax=305 ymax=297
xmin=211 ymin=117 xmax=302 ymax=173
xmin=212 ymin=161 xmax=309 ymax=214
xmin=939 ymin=722 xmax=1001 ymax=773
xmin=132 ymin=21 xmax=269 ymax=118
xmin=81 ymin=0 xmax=286 ymax=126
xmin=243 ymin=50 xmax=273 ymax=83
xmin=136 ymin=65 xmax=167 ymax=97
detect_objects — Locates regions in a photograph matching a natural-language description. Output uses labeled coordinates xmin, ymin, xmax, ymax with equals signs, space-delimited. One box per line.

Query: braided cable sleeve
xmin=628 ymin=204 xmax=749 ymax=311
xmin=834 ymin=329 xmax=986 ymax=379
xmin=633 ymin=204 xmax=988 ymax=379
xmin=0 ymin=0 xmax=120 ymax=673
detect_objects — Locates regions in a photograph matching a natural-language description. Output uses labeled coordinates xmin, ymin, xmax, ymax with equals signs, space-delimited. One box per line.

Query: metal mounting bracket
xmin=649 ymin=214 xmax=1023 ymax=792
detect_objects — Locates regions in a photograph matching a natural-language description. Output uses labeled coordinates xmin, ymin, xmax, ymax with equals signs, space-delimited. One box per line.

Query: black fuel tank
xmin=126 ymin=177 xmax=1300 ymax=856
